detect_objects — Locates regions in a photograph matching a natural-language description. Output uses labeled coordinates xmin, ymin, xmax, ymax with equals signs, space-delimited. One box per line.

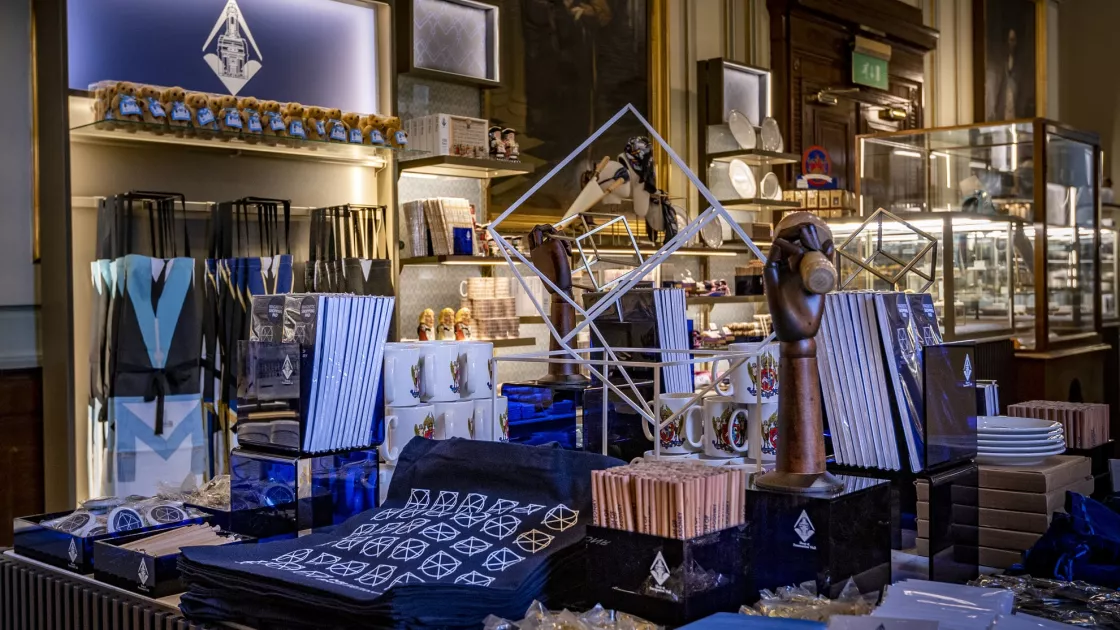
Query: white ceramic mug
xmin=377 ymin=464 xmax=395 ymax=506
xmin=419 ymin=341 xmax=460 ymax=402
xmin=702 ymin=396 xmax=750 ymax=458
xmin=380 ymin=404 xmax=436 ymax=463
xmin=383 ymin=343 xmax=421 ymax=407
xmin=727 ymin=342 xmax=780 ymax=404
xmin=643 ymin=393 xmax=704 ymax=454
xmin=433 ymin=400 xmax=473 ymax=440
xmin=458 ymin=341 xmax=494 ymax=400
xmin=750 ymin=402 xmax=779 ymax=462
xmin=471 ymin=396 xmax=509 ymax=442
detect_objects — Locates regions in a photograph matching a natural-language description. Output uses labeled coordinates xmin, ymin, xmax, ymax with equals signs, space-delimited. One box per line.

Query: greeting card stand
xmin=743 ymin=474 xmax=891 ymax=598
xmin=583 ymin=525 xmax=751 ymax=627
xmin=228 ymin=447 xmax=378 ymax=540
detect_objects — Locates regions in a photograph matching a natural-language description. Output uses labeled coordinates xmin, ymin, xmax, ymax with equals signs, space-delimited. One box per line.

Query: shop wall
xmin=0 ymin=0 xmax=40 ymax=368
xmin=1059 ymin=0 xmax=1119 ymax=180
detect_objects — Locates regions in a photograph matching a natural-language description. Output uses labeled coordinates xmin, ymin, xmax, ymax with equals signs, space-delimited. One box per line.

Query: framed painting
xmin=485 ymin=0 xmax=653 ymax=227
xmin=973 ymin=0 xmax=1040 ymax=122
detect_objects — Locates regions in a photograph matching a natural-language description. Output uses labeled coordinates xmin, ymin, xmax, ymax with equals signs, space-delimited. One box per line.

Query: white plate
xmin=728 ymin=109 xmax=756 ymax=150
xmin=728 ymin=159 xmax=757 ymax=199
xmin=976 ymin=451 xmax=1064 ymax=466
xmin=760 ymin=117 xmax=783 ymax=152
xmin=700 ymin=217 xmax=724 ymax=249
xmin=979 ymin=443 xmax=1066 ymax=454
xmin=977 ymin=437 xmax=1065 ymax=448
xmin=760 ymin=172 xmax=782 ymax=200
xmin=979 ymin=429 xmax=1063 ymax=441
xmin=978 ymin=416 xmax=1062 ymax=434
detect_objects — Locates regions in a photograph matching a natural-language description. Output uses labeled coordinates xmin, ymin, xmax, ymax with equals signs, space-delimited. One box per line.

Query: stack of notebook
xmin=915 ymin=455 xmax=1093 ymax=568
xmin=817 ymin=292 xmax=943 ymax=472
xmin=178 ymin=438 xmax=621 ymax=629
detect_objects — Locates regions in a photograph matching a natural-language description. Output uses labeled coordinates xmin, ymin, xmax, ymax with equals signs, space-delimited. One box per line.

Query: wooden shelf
xmin=707 ymin=149 xmax=800 ymax=165
xmin=686 ymin=295 xmax=767 ymax=306
xmin=491 ymin=337 xmax=537 ymax=348
xmin=718 ymin=198 xmax=801 ymax=211
xmin=399 ymin=255 xmax=520 ymax=266
xmin=399 ymin=155 xmax=534 ymax=179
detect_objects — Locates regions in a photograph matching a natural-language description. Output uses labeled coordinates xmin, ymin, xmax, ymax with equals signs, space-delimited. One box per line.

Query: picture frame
xmin=972 ymin=0 xmax=1042 ymax=122
xmin=396 ymin=0 xmax=502 ymax=88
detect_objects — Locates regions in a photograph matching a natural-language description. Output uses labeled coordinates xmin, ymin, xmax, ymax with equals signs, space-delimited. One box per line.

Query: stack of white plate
xmin=977 ymin=416 xmax=1066 ymax=466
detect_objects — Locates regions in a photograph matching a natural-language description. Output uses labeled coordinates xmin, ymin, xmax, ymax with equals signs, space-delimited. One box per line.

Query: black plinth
xmin=745 ymin=474 xmax=890 ymax=598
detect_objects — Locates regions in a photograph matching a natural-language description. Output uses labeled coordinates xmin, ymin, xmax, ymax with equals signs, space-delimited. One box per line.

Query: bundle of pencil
xmin=591 ymin=461 xmax=745 ymax=540
xmin=118 ymin=524 xmax=237 ymax=557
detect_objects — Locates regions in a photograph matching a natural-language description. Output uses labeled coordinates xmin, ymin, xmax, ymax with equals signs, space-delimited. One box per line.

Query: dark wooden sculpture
xmin=529 ymin=224 xmax=586 ymax=383
xmin=755 ymin=212 xmax=843 ymax=494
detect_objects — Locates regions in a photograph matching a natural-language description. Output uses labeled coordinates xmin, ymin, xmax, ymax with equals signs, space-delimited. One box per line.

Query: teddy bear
xmin=214 ymin=94 xmax=242 ymax=137
xmin=94 ymin=83 xmax=117 ymax=126
xmin=138 ymin=85 xmax=167 ymax=131
xmin=110 ymin=81 xmax=142 ymax=129
xmin=238 ymin=96 xmax=263 ymax=142
xmin=282 ymin=102 xmax=306 ymax=139
xmin=303 ymin=106 xmax=327 ymax=141
xmin=324 ymin=107 xmax=346 ymax=143
xmin=342 ymin=112 xmax=363 ymax=144
xmin=361 ymin=115 xmax=387 ymax=145
xmin=385 ymin=116 xmax=408 ymax=148
xmin=185 ymin=92 xmax=217 ymax=135
xmin=162 ymin=87 xmax=191 ymax=130
xmin=260 ymin=100 xmax=285 ymax=140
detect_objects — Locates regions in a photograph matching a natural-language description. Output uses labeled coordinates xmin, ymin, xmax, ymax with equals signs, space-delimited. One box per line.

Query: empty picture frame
xmin=398 ymin=0 xmax=501 ymax=87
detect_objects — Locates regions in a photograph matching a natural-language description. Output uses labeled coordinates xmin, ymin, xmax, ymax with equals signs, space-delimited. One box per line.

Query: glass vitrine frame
xmin=853 ymin=118 xmax=1102 ymax=352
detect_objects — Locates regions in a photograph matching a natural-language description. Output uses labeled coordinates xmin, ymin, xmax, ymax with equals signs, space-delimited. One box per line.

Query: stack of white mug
xmin=639 ymin=341 xmax=780 ymax=467
xmin=377 ymin=340 xmax=510 ymax=502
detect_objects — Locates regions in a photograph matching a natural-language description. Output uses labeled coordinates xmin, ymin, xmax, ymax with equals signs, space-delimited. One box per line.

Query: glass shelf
xmin=69 ymin=119 xmax=424 ymax=167
xmin=399 ymin=155 xmax=534 ymax=179
xmin=717 ymin=198 xmax=801 ymax=211
xmin=707 ymin=149 xmax=800 ymax=165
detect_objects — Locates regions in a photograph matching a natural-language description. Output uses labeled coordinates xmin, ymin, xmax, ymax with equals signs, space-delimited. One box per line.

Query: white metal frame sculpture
xmin=484 ymin=104 xmax=776 ymax=463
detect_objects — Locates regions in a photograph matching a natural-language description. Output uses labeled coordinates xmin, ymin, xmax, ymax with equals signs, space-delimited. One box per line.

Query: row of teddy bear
xmin=92 ymin=80 xmax=408 ymax=147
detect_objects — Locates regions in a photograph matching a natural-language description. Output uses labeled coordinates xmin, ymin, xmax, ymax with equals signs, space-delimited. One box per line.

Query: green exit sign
xmin=853 ymin=51 xmax=888 ymax=90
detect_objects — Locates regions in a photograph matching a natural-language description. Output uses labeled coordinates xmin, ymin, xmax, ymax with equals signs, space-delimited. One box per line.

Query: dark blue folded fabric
xmin=179 ymin=438 xmax=622 ymax=627
xmin=1020 ymin=491 xmax=1120 ymax=587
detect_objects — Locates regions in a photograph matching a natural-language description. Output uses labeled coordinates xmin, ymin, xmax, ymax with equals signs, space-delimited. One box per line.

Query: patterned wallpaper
xmin=412 ymin=0 xmax=495 ymax=81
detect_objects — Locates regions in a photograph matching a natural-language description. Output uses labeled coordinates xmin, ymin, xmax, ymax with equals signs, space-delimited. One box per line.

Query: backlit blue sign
xmin=68 ymin=0 xmax=381 ymax=113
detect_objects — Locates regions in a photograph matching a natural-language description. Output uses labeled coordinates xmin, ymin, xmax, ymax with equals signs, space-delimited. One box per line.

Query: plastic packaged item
xmin=483 ymin=600 xmax=661 ymax=630
xmin=740 ymin=580 xmax=876 ymax=621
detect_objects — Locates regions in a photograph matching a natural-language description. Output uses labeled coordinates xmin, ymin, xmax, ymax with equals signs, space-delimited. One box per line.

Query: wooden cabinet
xmin=768 ymin=0 xmax=936 ymax=183
xmin=0 ymin=368 xmax=43 ymax=545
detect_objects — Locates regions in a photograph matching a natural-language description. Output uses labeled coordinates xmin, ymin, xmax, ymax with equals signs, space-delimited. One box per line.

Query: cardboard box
xmin=794 ymin=190 xmax=807 ymax=208
xmin=806 ymin=190 xmax=819 ymax=208
xmin=978 ymin=456 xmax=1090 ymax=492
xmin=918 ymin=476 xmax=1094 ymax=513
xmin=915 ymin=537 xmax=928 ymax=557
xmin=830 ymin=190 xmax=843 ymax=208
xmin=951 ymin=505 xmax=1051 ymax=533
xmin=950 ymin=524 xmax=1042 ymax=552
xmin=979 ymin=546 xmax=1022 ymax=569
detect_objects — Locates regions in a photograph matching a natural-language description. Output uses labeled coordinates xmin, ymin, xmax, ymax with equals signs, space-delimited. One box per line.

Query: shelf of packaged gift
xmin=716 ymin=198 xmax=801 ymax=211
xmin=68 ymin=119 xmax=423 ymax=168
xmin=706 ymin=149 xmax=800 ymax=165
xmin=686 ymin=295 xmax=767 ymax=306
xmin=398 ymin=155 xmax=535 ymax=179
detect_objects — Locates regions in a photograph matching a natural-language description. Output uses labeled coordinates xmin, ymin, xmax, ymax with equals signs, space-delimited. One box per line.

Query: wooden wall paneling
xmin=0 ymin=369 xmax=44 ymax=545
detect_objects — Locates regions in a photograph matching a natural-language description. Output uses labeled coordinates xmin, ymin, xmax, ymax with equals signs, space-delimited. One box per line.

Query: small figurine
xmin=501 ymin=128 xmax=519 ymax=161
xmin=489 ymin=125 xmax=506 ymax=160
xmin=454 ymin=307 xmax=473 ymax=341
xmin=417 ymin=308 xmax=435 ymax=341
xmin=438 ymin=307 xmax=456 ymax=341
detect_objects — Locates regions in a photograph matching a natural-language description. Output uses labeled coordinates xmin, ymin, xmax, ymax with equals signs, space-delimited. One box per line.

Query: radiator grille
xmin=0 ymin=551 xmax=211 ymax=629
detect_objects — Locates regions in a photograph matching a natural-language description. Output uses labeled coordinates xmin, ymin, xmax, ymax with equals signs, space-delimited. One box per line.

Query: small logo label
xmin=138 ymin=559 xmax=149 ymax=583
xmin=281 ymin=354 xmax=294 ymax=381
xmin=793 ymin=510 xmax=816 ymax=550
xmin=202 ymin=0 xmax=264 ymax=96
xmin=963 ymin=353 xmax=973 ymax=385
xmin=67 ymin=539 xmax=78 ymax=563
xmin=897 ymin=294 xmax=910 ymax=319
xmin=650 ymin=551 xmax=670 ymax=586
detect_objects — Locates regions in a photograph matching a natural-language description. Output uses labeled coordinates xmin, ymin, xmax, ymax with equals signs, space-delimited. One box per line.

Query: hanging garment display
xmin=89 ymin=191 xmax=205 ymax=498
xmin=202 ymin=197 xmax=294 ymax=476
xmin=306 ymin=204 xmax=396 ymax=340
xmin=178 ymin=438 xmax=622 ymax=629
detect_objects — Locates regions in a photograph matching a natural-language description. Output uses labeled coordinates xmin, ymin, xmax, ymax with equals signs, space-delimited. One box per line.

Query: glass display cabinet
xmin=848 ymin=119 xmax=1102 ymax=351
